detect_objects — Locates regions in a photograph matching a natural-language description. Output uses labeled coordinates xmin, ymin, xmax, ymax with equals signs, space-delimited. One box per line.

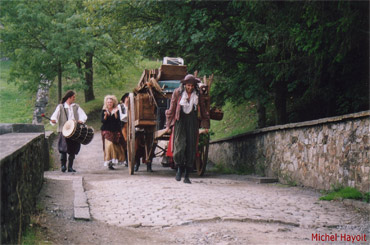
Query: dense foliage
xmin=118 ymin=0 xmax=369 ymax=127
xmin=1 ymin=0 xmax=368 ymax=127
xmin=0 ymin=0 xmax=135 ymax=102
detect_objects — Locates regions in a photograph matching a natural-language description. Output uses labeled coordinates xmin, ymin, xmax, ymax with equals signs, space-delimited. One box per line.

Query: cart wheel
xmin=127 ymin=93 xmax=136 ymax=175
xmin=195 ymin=133 xmax=209 ymax=176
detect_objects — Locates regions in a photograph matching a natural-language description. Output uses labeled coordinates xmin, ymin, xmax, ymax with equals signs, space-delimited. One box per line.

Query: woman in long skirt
xmin=101 ymin=95 xmax=125 ymax=170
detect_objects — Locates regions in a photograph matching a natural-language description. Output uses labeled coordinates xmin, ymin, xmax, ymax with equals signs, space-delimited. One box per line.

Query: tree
xmin=82 ymin=0 xmax=142 ymax=89
xmin=290 ymin=1 xmax=369 ymax=120
xmin=0 ymin=0 xmax=118 ymax=102
xmin=115 ymin=0 xmax=368 ymax=126
xmin=1 ymin=0 xmax=66 ymax=100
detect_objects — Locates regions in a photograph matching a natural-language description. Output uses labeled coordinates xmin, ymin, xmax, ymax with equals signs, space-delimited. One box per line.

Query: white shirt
xmin=179 ymin=91 xmax=198 ymax=114
xmin=118 ymin=104 xmax=128 ymax=122
xmin=50 ymin=103 xmax=87 ymax=125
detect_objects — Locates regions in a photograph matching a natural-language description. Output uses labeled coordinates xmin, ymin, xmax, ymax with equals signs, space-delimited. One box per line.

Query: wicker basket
xmin=210 ymin=107 xmax=224 ymax=121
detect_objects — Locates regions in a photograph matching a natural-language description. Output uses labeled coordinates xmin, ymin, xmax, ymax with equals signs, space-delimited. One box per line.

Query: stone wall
xmin=32 ymin=77 xmax=51 ymax=125
xmin=209 ymin=111 xmax=369 ymax=193
xmin=44 ymin=131 xmax=56 ymax=171
xmin=0 ymin=124 xmax=49 ymax=244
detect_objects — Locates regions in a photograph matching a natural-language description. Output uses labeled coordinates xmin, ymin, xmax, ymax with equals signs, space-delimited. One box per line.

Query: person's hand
xmin=78 ymin=120 xmax=84 ymax=124
xmin=204 ymin=129 xmax=209 ymax=134
xmin=165 ymin=127 xmax=172 ymax=134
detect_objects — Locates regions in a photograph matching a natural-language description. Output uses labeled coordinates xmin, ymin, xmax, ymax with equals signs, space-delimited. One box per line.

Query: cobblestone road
xmin=44 ymin=132 xmax=369 ymax=244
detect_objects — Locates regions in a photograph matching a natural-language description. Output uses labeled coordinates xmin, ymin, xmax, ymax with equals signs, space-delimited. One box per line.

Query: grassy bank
xmin=0 ymin=59 xmax=257 ymax=139
xmin=0 ymin=60 xmax=35 ymax=123
xmin=210 ymin=100 xmax=257 ymax=141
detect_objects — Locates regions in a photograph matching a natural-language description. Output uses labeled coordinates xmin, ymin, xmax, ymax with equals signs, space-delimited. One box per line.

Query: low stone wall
xmin=0 ymin=124 xmax=49 ymax=244
xmin=209 ymin=111 xmax=369 ymax=193
xmin=0 ymin=123 xmax=44 ymax=135
xmin=44 ymin=131 xmax=56 ymax=171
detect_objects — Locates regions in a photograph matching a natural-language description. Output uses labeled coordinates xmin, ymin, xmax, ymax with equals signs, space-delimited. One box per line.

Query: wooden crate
xmin=159 ymin=64 xmax=187 ymax=80
xmin=134 ymin=93 xmax=156 ymax=127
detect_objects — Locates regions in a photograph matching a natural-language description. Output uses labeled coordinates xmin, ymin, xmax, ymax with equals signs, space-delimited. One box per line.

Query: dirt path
xmin=38 ymin=132 xmax=369 ymax=244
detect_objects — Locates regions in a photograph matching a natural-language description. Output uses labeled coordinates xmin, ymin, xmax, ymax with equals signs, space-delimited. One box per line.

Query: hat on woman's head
xmin=180 ymin=74 xmax=201 ymax=85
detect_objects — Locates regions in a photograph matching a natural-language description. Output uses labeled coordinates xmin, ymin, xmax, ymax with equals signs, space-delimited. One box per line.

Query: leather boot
xmin=61 ymin=160 xmax=67 ymax=173
xmin=108 ymin=161 xmax=115 ymax=170
xmin=68 ymin=165 xmax=76 ymax=172
xmin=124 ymin=150 xmax=128 ymax=167
xmin=68 ymin=155 xmax=76 ymax=172
xmin=175 ymin=166 xmax=183 ymax=181
xmin=183 ymin=168 xmax=191 ymax=184
xmin=134 ymin=159 xmax=140 ymax=172
xmin=147 ymin=162 xmax=153 ymax=172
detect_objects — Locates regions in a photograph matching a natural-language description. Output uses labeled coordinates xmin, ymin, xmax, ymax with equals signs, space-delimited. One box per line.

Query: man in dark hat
xmin=165 ymin=74 xmax=210 ymax=183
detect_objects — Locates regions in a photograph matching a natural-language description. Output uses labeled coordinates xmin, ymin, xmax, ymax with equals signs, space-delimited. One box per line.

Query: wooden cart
xmin=126 ymin=61 xmax=222 ymax=175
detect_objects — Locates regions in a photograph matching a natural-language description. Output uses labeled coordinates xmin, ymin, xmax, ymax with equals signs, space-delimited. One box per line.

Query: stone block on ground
xmin=74 ymin=207 xmax=90 ymax=220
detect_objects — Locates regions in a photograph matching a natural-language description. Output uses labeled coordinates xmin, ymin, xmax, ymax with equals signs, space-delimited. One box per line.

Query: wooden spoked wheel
xmin=127 ymin=93 xmax=136 ymax=175
xmin=195 ymin=133 xmax=209 ymax=176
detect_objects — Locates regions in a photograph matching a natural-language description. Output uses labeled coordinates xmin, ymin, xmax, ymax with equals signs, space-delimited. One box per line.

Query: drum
xmin=62 ymin=120 xmax=94 ymax=145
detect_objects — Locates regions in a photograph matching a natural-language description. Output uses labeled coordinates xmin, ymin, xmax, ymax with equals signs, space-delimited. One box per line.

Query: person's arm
xmin=77 ymin=106 xmax=88 ymax=123
xmin=112 ymin=107 xmax=118 ymax=119
xmin=165 ymin=89 xmax=179 ymax=132
xmin=50 ymin=105 xmax=61 ymax=125
xmin=115 ymin=108 xmax=120 ymax=120
xmin=101 ymin=110 xmax=107 ymax=123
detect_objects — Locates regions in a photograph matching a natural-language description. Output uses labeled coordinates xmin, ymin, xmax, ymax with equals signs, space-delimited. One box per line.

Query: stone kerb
xmin=0 ymin=124 xmax=48 ymax=244
xmin=0 ymin=123 xmax=44 ymax=135
xmin=208 ymin=110 xmax=370 ymax=193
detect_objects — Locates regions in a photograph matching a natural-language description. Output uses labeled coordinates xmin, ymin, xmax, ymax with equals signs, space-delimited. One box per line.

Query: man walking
xmin=50 ymin=90 xmax=87 ymax=172
xmin=165 ymin=74 xmax=209 ymax=183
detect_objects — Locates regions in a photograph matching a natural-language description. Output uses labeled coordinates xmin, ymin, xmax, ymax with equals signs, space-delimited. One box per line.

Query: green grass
xmin=210 ymin=100 xmax=257 ymax=141
xmin=21 ymin=225 xmax=51 ymax=245
xmin=319 ymin=187 xmax=368 ymax=202
xmin=20 ymin=204 xmax=52 ymax=245
xmin=0 ymin=60 xmax=35 ymax=123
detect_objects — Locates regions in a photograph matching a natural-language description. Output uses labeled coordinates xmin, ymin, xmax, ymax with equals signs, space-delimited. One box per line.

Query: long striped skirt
xmin=101 ymin=131 xmax=125 ymax=162
xmin=173 ymin=109 xmax=198 ymax=169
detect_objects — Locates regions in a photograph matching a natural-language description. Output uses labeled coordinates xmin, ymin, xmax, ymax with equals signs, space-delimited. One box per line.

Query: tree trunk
xmin=256 ymin=100 xmax=266 ymax=128
xmin=274 ymin=80 xmax=287 ymax=125
xmin=58 ymin=62 xmax=62 ymax=103
xmin=84 ymin=52 xmax=95 ymax=102
xmin=33 ymin=76 xmax=52 ymax=124
xmin=75 ymin=59 xmax=83 ymax=80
